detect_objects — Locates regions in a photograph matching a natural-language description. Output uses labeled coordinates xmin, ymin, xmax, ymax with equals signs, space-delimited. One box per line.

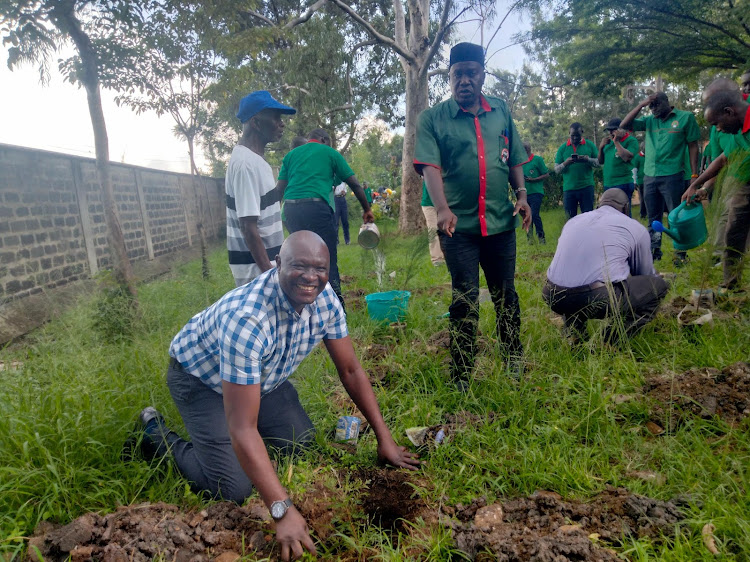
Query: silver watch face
xmin=271 ymin=501 xmax=287 ymax=519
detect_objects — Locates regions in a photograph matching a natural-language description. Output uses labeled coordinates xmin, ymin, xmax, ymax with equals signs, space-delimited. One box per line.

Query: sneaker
xmin=433 ymin=259 xmax=445 ymax=267
xmin=126 ymin=407 xmax=173 ymax=462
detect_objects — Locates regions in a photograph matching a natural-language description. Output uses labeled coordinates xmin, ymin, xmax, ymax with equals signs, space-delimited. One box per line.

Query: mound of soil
xmin=644 ymin=362 xmax=750 ymax=429
xmin=448 ymin=487 xmax=684 ymax=561
xmin=25 ymin=470 xmax=429 ymax=562
xmin=661 ymin=296 xmax=691 ymax=319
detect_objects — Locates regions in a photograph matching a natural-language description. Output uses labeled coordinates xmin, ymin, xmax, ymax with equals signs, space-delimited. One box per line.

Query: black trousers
xmin=439 ymin=229 xmax=522 ymax=380
xmin=542 ymin=276 xmax=669 ymax=343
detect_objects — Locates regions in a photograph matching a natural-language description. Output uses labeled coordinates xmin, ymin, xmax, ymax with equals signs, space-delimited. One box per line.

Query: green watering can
xmin=651 ymin=201 xmax=707 ymax=251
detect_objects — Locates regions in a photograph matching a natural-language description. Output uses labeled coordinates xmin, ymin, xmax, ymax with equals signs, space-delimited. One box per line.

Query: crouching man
xmin=136 ymin=231 xmax=419 ymax=561
xmin=542 ymin=189 xmax=669 ymax=346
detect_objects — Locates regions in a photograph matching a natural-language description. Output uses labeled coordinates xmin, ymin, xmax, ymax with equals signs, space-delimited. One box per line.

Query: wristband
xmin=691 ymin=174 xmax=699 ymax=178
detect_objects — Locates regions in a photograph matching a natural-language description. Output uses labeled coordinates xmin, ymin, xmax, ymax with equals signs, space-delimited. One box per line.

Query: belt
xmin=285 ymin=197 xmax=327 ymax=204
xmin=335 ymin=194 xmax=346 ymax=198
xmin=544 ymin=279 xmax=608 ymax=294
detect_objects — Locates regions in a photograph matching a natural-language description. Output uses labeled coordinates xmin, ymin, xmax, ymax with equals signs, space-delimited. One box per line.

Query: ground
xmin=2 ymin=209 xmax=750 ymax=560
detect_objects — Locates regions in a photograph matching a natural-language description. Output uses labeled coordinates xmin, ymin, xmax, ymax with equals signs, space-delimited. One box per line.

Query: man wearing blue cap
xmin=226 ymin=91 xmax=296 ymax=286
xmin=414 ymin=42 xmax=531 ymax=388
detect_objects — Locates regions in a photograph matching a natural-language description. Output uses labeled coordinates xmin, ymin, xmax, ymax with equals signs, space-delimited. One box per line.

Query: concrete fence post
xmin=71 ymin=160 xmax=99 ymax=276
xmin=133 ymin=169 xmax=155 ymax=260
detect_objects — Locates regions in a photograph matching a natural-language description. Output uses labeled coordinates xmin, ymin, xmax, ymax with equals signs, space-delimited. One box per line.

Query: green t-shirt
xmin=420 ymin=180 xmax=433 ymax=207
xmin=521 ymin=154 xmax=548 ymax=195
xmin=632 ymin=109 xmax=701 ymax=177
xmin=278 ymin=141 xmax=354 ymax=201
xmin=555 ymin=139 xmax=598 ymax=191
xmin=602 ymin=134 xmax=639 ymax=187
xmin=363 ymin=187 xmax=373 ymax=204
xmin=414 ymin=95 xmax=527 ymax=236
xmin=708 ymin=125 xmax=736 ymax=160
xmin=631 ymin=151 xmax=645 ymax=185
xmin=722 ymin=106 xmax=750 ymax=183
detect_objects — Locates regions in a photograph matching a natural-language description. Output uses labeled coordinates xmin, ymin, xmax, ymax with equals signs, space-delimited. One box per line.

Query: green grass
xmin=1 ymin=208 xmax=749 ymax=560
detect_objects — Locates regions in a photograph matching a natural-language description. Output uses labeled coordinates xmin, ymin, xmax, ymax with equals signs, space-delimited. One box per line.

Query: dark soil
xmin=354 ymin=468 xmax=431 ymax=533
xmin=448 ymin=487 xmax=685 ymax=561
xmin=644 ymin=362 xmax=750 ymax=429
xmin=661 ymin=296 xmax=690 ymax=318
xmin=343 ymin=288 xmax=366 ymax=310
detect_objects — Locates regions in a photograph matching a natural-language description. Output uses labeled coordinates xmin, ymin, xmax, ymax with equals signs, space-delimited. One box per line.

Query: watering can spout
xmin=651 ymin=220 xmax=680 ymax=243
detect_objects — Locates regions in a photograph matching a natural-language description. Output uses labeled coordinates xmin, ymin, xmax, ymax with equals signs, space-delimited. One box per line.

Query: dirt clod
xmin=356 ymin=469 xmax=429 ymax=533
xmin=451 ymin=487 xmax=684 ymax=561
xmin=644 ymin=362 xmax=750 ymax=429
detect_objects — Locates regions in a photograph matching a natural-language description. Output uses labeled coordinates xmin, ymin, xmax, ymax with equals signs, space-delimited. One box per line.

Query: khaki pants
xmin=421 ymin=205 xmax=445 ymax=265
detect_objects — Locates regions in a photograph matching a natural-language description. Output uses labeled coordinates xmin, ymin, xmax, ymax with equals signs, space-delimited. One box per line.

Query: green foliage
xmin=527 ymin=0 xmax=750 ymax=94
xmin=92 ymin=285 xmax=139 ymax=341
xmin=347 ymin=129 xmax=403 ymax=190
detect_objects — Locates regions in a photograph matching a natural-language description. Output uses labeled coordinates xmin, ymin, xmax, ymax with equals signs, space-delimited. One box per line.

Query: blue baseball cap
xmin=236 ymin=91 xmax=296 ymax=123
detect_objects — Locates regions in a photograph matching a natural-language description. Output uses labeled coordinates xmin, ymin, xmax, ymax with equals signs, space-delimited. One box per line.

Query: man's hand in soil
xmin=276 ymin=506 xmax=317 ymax=561
xmin=377 ymin=438 xmax=420 ymax=470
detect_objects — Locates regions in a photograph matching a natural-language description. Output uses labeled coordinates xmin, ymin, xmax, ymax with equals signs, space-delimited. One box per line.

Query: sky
xmin=0 ymin=2 xmax=530 ymax=174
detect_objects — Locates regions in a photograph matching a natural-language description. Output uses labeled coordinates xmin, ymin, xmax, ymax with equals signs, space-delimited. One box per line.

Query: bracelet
xmin=515 ymin=187 xmax=527 ymax=194
xmin=691 ymin=174 xmax=699 ymax=178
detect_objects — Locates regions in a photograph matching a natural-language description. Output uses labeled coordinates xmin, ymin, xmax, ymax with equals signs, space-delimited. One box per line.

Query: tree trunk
xmin=398 ymin=63 xmax=429 ymax=233
xmin=187 ymin=135 xmax=210 ymax=280
xmin=55 ymin=4 xmax=137 ymax=297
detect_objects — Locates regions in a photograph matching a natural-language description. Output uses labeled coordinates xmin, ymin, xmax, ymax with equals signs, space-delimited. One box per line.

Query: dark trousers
xmin=439 ymin=230 xmax=522 ymax=380
xmin=334 ymin=196 xmax=350 ymax=244
xmin=563 ymin=186 xmax=595 ymax=219
xmin=285 ymin=199 xmax=343 ymax=303
xmin=164 ymin=359 xmax=315 ymax=503
xmin=644 ymin=173 xmax=685 ymax=258
xmin=526 ymin=192 xmax=545 ymax=240
xmin=723 ymin=183 xmax=750 ymax=289
xmin=636 ymin=183 xmax=648 ymax=218
xmin=542 ymin=276 xmax=669 ymax=344
xmin=605 ymin=183 xmax=634 ymax=217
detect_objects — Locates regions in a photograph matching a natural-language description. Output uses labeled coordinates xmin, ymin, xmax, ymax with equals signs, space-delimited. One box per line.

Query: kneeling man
xmin=137 ymin=231 xmax=418 ymax=561
xmin=543 ymin=189 xmax=669 ymax=345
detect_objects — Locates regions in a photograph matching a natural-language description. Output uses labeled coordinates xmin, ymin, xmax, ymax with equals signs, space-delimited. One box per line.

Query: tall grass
xmin=1 ymin=210 xmax=749 ymax=560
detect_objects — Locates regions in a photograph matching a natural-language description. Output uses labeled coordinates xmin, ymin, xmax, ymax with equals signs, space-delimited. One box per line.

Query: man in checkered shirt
xmin=135 ymin=231 xmax=418 ymax=561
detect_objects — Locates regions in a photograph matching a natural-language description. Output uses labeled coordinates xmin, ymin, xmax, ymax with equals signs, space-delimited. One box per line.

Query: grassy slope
xmin=1 ymin=208 xmax=748 ymax=560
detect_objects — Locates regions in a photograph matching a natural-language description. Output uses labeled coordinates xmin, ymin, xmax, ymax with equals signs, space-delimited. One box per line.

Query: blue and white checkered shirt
xmin=169 ymin=268 xmax=348 ymax=395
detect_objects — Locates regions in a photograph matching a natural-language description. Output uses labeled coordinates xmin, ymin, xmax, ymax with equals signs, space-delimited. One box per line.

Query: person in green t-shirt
xmin=420 ymin=181 xmax=445 ymax=266
xmin=522 ymin=143 xmax=549 ymax=243
xmin=621 ymin=92 xmax=701 ymax=264
xmin=277 ymin=128 xmax=374 ymax=304
xmin=683 ymin=79 xmax=750 ymax=290
xmin=598 ymin=118 xmax=639 ymax=217
xmin=554 ymin=123 xmax=600 ymax=219
xmin=363 ymin=182 xmax=373 ymax=205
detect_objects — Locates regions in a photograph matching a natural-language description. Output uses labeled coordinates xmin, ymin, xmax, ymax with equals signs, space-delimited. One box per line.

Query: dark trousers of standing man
xmin=526 ymin=192 xmax=545 ymax=242
xmin=722 ymin=183 xmax=750 ymax=289
xmin=439 ymin=229 xmax=522 ymax=382
xmin=644 ymin=173 xmax=685 ymax=261
xmin=334 ymin=195 xmax=350 ymax=245
xmin=542 ymin=276 xmax=669 ymax=344
xmin=563 ymin=186 xmax=595 ymax=219
xmin=284 ymin=198 xmax=344 ymax=303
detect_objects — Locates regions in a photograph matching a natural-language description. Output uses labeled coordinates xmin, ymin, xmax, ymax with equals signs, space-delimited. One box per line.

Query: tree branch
xmin=485 ymin=0 xmax=524 ymax=49
xmin=241 ymin=9 xmax=276 ymax=27
xmin=284 ymin=0 xmax=328 ymax=29
xmin=421 ymin=0 xmax=457 ymax=79
xmin=328 ymin=0 xmax=416 ymax=63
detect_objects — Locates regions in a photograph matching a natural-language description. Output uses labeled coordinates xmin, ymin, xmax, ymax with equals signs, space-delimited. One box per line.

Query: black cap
xmin=605 ymin=118 xmax=621 ymax=131
xmin=449 ymin=42 xmax=485 ymax=68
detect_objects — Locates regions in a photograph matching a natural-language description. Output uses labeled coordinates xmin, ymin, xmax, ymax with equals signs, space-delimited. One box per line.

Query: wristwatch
xmin=270 ymin=498 xmax=293 ymax=521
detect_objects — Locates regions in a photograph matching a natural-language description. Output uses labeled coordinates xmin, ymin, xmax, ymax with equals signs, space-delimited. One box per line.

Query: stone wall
xmin=0 ymin=144 xmax=225 ymax=301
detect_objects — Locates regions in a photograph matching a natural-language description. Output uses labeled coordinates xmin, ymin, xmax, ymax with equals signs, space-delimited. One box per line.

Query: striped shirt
xmin=169 ymin=268 xmax=348 ymax=395
xmin=226 ymin=145 xmax=284 ymax=286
